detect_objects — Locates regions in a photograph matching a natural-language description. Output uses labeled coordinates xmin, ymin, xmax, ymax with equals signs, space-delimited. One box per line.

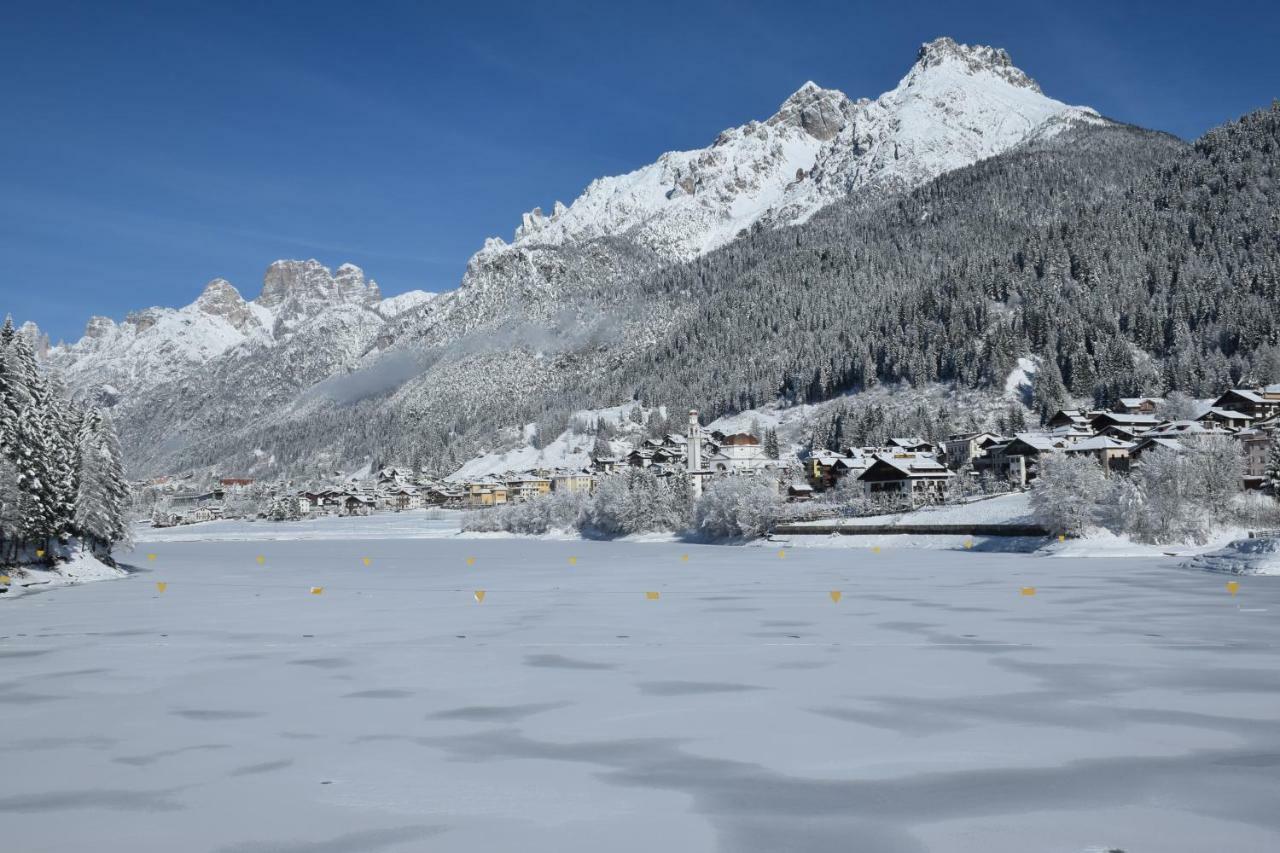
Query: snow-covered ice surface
xmin=4 ymin=518 xmax=1279 ymax=853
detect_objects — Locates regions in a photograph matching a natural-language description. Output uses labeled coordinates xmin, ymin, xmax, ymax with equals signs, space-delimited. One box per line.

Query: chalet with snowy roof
xmin=341 ymin=494 xmax=376 ymax=516
xmin=786 ymin=482 xmax=815 ymax=501
xmin=219 ymin=477 xmax=255 ymax=488
xmin=886 ymin=437 xmax=937 ymax=454
xmin=590 ymin=455 xmax=620 ymax=475
xmin=1139 ymin=420 xmax=1227 ymax=438
xmin=1195 ymin=407 xmax=1253 ymax=431
xmin=626 ymin=448 xmax=655 ymax=468
xmin=1130 ymin=436 xmax=1187 ymax=463
xmin=1064 ymin=436 xmax=1134 ymax=473
xmin=1088 ymin=412 xmax=1159 ymax=434
xmin=378 ymin=484 xmax=422 ymax=511
xmin=1045 ymin=409 xmax=1092 ymax=430
xmin=942 ymin=431 xmax=1003 ymax=470
xmin=858 ymin=453 xmax=954 ymax=500
xmin=1210 ymin=389 xmax=1277 ymax=420
xmin=1113 ymin=397 xmax=1162 ymax=415
xmin=651 ymin=446 xmax=685 ymax=465
xmin=1095 ymin=424 xmax=1141 ymax=442
xmin=981 ymin=433 xmax=1069 ymax=485
xmin=804 ymin=450 xmax=868 ymax=490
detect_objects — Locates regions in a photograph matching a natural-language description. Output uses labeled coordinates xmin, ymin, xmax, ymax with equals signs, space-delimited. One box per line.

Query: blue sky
xmin=4 ymin=0 xmax=1279 ymax=342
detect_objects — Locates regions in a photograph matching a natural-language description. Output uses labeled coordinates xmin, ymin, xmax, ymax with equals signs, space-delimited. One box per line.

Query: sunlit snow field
xmin=4 ymin=514 xmax=1279 ymax=853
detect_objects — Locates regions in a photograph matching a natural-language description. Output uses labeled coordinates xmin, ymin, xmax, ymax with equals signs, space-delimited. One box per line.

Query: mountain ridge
xmin=37 ymin=37 xmax=1253 ymax=482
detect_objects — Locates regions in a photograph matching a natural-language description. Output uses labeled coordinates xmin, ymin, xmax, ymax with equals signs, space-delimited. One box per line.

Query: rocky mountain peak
xmin=256 ymin=259 xmax=381 ymax=328
xmin=82 ymin=315 xmax=117 ymax=340
xmin=196 ymin=278 xmax=261 ymax=334
xmin=910 ymin=36 xmax=1040 ymax=92
xmin=766 ymin=81 xmax=853 ymax=141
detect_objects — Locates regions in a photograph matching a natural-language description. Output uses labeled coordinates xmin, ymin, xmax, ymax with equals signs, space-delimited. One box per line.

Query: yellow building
xmin=506 ymin=477 xmax=552 ymax=502
xmin=551 ymin=473 xmax=595 ymax=494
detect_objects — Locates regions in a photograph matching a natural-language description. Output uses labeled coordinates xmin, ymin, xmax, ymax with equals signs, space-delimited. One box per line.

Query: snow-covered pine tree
xmin=0 ymin=454 xmax=21 ymax=561
xmin=1265 ymin=438 xmax=1280 ymax=497
xmin=42 ymin=372 xmax=80 ymax=543
xmin=15 ymin=403 xmax=58 ymax=554
xmin=73 ymin=407 xmax=132 ymax=553
xmin=764 ymin=428 xmax=780 ymax=460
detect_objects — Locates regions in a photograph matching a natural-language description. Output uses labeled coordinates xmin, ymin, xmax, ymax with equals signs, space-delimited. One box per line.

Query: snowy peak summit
xmin=911 ymin=36 xmax=1040 ymax=92
xmin=765 ymin=81 xmax=854 ymax=141
xmin=481 ymin=36 xmax=1103 ymax=266
xmin=257 ymin=259 xmax=381 ymax=313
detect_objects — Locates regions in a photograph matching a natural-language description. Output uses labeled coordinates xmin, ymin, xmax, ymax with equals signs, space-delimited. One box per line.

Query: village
xmin=137 ymin=382 xmax=1280 ymax=529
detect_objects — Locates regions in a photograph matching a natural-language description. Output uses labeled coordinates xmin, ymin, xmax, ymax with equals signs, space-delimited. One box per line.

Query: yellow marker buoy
xmin=155 ymin=582 xmax=167 ymax=593
xmin=474 ymin=590 xmax=486 ymax=603
xmin=645 ymin=591 xmax=660 ymax=600
xmin=310 ymin=586 xmax=324 ymax=595
xmin=777 ymin=549 xmax=786 ymax=559
xmin=256 ymin=555 xmax=266 ymax=565
xmin=465 ymin=557 xmax=476 ymax=566
xmin=829 ymin=590 xmax=842 ymax=603
xmin=1227 ymin=580 xmax=1240 ymax=596
xmin=147 ymin=553 xmax=157 ymax=561
xmin=568 ymin=556 xmax=577 ymax=566
xmin=1021 ymin=586 xmax=1036 ymax=596
xmin=361 ymin=557 xmax=371 ymax=566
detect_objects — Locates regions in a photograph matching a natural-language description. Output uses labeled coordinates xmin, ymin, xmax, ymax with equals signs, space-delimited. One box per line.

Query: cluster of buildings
xmin=147 ymin=384 xmax=1280 ymax=527
xmin=805 ymin=386 xmax=1280 ymax=500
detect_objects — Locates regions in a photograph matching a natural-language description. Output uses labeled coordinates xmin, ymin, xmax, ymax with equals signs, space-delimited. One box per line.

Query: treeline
xmin=0 ymin=319 xmax=130 ymax=563
xmin=462 ymin=468 xmax=786 ymax=541
xmin=1030 ymin=438 xmax=1280 ymax=544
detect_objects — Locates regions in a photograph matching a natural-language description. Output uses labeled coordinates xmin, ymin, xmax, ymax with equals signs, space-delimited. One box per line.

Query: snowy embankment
xmin=784 ymin=492 xmax=1255 ymax=558
xmin=1 ymin=549 xmax=125 ymax=599
xmin=136 ymin=509 xmax=464 ymax=542
xmin=1183 ymin=536 xmax=1280 ymax=575
xmin=792 ymin=491 xmax=1038 ymax=529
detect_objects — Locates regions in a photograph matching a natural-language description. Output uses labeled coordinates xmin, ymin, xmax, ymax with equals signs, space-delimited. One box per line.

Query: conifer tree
xmin=764 ymin=428 xmax=780 ymax=460
xmin=1265 ymin=439 xmax=1280 ymax=497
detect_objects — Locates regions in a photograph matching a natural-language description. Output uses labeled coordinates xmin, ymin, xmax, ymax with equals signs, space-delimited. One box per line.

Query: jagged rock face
xmin=256 ymin=260 xmax=381 ymax=334
xmin=913 ymin=36 xmax=1038 ymax=91
xmin=765 ymin=81 xmax=854 ymax=141
xmin=195 ymin=279 xmax=262 ymax=335
xmin=83 ymin=316 xmax=116 ymax=339
xmin=46 ymin=259 xmax=387 ymax=408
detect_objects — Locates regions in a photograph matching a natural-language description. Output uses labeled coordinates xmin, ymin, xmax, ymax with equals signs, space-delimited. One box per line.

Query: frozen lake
xmin=4 ymin=520 xmax=1279 ymax=852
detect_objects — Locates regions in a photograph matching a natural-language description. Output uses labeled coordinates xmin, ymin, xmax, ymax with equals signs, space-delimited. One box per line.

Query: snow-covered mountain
xmin=41 ymin=36 xmax=1127 ymax=478
xmin=46 ymin=260 xmax=432 ymax=402
xmin=482 ymin=36 xmax=1104 ymax=264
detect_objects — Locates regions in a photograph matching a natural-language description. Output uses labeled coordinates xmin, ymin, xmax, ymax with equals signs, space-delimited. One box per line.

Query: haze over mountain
xmin=29 ymin=37 xmax=1280 ymax=479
